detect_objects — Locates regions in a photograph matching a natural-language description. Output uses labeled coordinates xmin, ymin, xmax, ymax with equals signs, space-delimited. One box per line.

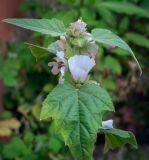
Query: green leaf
xmin=40 ymin=82 xmax=114 ymax=160
xmin=55 ymin=10 xmax=78 ymax=26
xmin=26 ymin=43 xmax=51 ymax=59
xmin=102 ymin=77 xmax=116 ymax=90
xmin=91 ymin=28 xmax=142 ymax=75
xmin=97 ymin=7 xmax=116 ymax=27
xmin=125 ymin=33 xmax=149 ymax=49
xmin=105 ymin=56 xmax=122 ymax=74
xmin=3 ymin=18 xmax=65 ymax=36
xmin=111 ymin=48 xmax=130 ymax=56
xmin=101 ymin=128 xmax=138 ymax=153
xmin=48 ymin=136 xmax=63 ymax=153
xmin=2 ymin=137 xmax=29 ymax=158
xmin=99 ymin=2 xmax=149 ymax=19
xmin=119 ymin=17 xmax=129 ymax=33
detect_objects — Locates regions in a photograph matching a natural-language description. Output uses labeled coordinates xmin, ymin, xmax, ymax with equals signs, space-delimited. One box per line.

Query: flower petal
xmin=48 ymin=62 xmax=60 ymax=75
xmin=56 ymin=51 xmax=65 ymax=62
xmin=60 ymin=66 xmax=65 ymax=76
xmin=68 ymin=55 xmax=95 ymax=82
xmin=102 ymin=119 xmax=113 ymax=129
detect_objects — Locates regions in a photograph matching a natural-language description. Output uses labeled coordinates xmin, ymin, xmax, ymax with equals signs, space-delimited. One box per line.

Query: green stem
xmin=78 ymin=0 xmax=84 ymax=17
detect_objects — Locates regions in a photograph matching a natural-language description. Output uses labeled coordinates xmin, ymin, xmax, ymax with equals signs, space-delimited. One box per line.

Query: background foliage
xmin=0 ymin=0 xmax=149 ymax=159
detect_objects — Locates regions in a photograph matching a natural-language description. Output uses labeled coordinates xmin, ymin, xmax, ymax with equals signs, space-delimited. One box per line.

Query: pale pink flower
xmin=68 ymin=55 xmax=95 ymax=82
xmin=71 ymin=19 xmax=87 ymax=33
xmin=48 ymin=51 xmax=65 ymax=77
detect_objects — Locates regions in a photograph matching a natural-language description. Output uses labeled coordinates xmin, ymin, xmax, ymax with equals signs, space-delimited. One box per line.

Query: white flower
xmin=102 ymin=119 xmax=113 ymax=129
xmin=48 ymin=62 xmax=59 ymax=75
xmin=68 ymin=55 xmax=95 ymax=82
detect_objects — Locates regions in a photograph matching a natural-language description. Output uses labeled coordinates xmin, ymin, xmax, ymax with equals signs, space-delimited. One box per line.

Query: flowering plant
xmin=3 ymin=18 xmax=141 ymax=160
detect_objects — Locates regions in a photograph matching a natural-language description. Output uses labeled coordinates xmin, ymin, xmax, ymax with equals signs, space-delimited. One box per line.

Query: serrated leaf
xmin=3 ymin=18 xmax=65 ymax=36
xmin=40 ymin=82 xmax=114 ymax=160
xmin=125 ymin=33 xmax=149 ymax=49
xmin=99 ymin=2 xmax=149 ymax=19
xmin=91 ymin=28 xmax=142 ymax=75
xmin=101 ymin=128 xmax=138 ymax=153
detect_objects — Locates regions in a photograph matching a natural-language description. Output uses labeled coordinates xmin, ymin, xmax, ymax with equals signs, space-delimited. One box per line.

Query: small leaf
xmin=105 ymin=56 xmax=122 ymax=74
xmin=26 ymin=43 xmax=51 ymax=59
xmin=2 ymin=137 xmax=29 ymax=158
xmin=99 ymin=2 xmax=149 ymax=19
xmin=125 ymin=33 xmax=149 ymax=49
xmin=102 ymin=77 xmax=116 ymax=90
xmin=48 ymin=136 xmax=63 ymax=153
xmin=40 ymin=82 xmax=114 ymax=160
xmin=101 ymin=128 xmax=138 ymax=153
xmin=91 ymin=28 xmax=142 ymax=74
xmin=111 ymin=48 xmax=130 ymax=56
xmin=97 ymin=7 xmax=116 ymax=27
xmin=3 ymin=18 xmax=65 ymax=36
xmin=31 ymin=105 xmax=41 ymax=120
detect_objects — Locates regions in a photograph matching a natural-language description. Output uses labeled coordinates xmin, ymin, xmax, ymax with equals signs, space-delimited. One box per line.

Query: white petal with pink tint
xmin=56 ymin=51 xmax=65 ymax=62
xmin=48 ymin=62 xmax=59 ymax=75
xmin=68 ymin=55 xmax=95 ymax=82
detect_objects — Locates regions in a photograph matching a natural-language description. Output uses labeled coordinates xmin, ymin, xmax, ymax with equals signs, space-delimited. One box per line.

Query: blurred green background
xmin=0 ymin=0 xmax=149 ymax=159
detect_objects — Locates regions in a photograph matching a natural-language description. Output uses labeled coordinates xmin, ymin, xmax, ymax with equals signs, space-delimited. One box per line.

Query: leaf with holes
xmin=40 ymin=82 xmax=114 ymax=160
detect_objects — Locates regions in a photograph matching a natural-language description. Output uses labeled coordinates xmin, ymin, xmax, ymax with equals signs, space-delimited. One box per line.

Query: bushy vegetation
xmin=0 ymin=0 xmax=149 ymax=159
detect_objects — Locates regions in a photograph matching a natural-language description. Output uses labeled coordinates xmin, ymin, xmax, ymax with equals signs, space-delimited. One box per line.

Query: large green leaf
xmin=101 ymin=128 xmax=138 ymax=153
xmin=91 ymin=28 xmax=142 ymax=75
xmin=99 ymin=2 xmax=149 ymax=19
xmin=3 ymin=18 xmax=65 ymax=36
xmin=40 ymin=82 xmax=114 ymax=160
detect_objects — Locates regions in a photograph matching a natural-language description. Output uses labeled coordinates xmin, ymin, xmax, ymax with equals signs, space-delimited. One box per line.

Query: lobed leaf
xmin=100 ymin=128 xmax=138 ymax=153
xmin=40 ymin=82 xmax=114 ymax=160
